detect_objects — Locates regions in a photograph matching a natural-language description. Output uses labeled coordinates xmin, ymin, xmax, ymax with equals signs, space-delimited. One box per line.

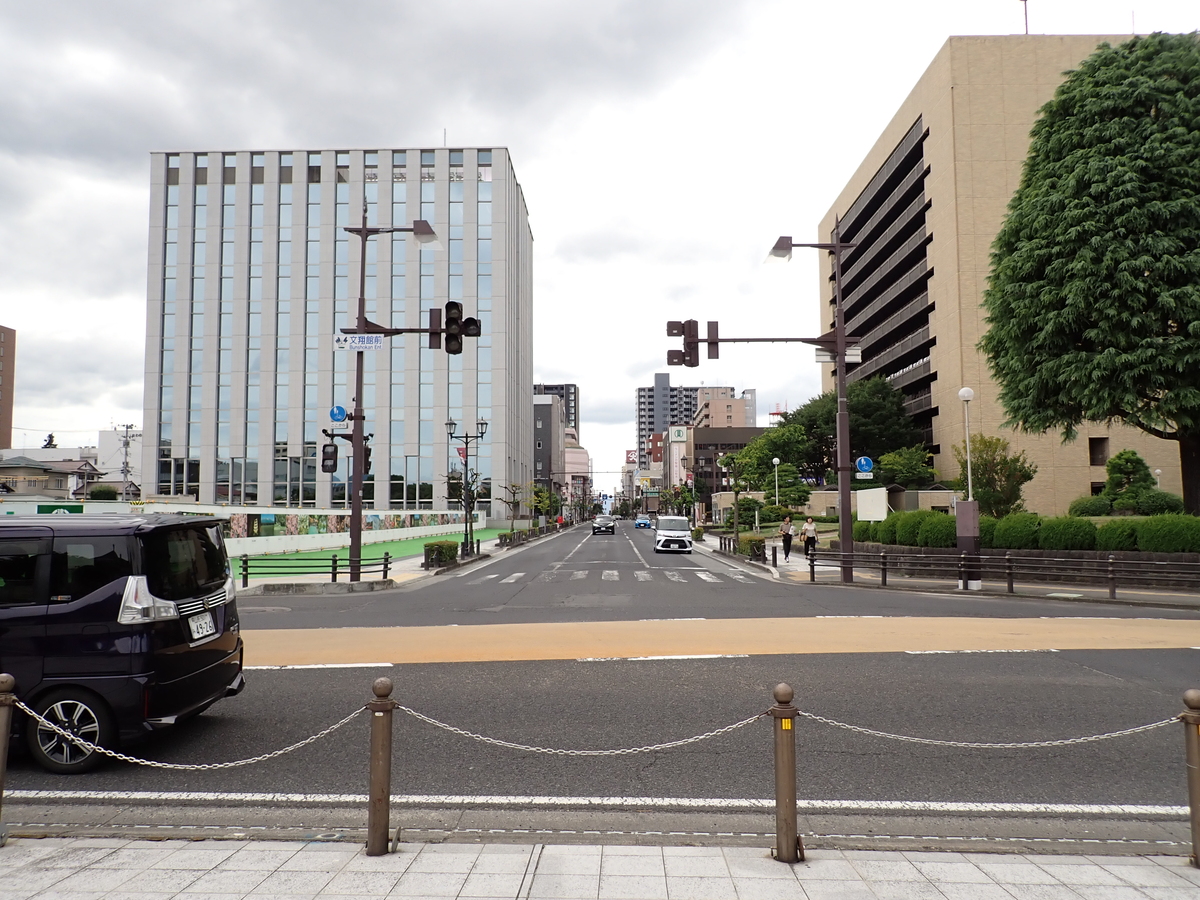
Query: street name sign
xmin=334 ymin=334 xmax=385 ymax=351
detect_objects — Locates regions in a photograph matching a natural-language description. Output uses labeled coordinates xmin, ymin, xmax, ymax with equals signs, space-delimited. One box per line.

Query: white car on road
xmin=653 ymin=515 xmax=693 ymax=554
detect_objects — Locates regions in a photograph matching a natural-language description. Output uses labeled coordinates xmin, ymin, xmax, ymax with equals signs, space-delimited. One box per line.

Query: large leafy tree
xmin=979 ymin=33 xmax=1200 ymax=512
xmin=952 ymin=434 xmax=1038 ymax=519
xmin=781 ymin=376 xmax=924 ymax=483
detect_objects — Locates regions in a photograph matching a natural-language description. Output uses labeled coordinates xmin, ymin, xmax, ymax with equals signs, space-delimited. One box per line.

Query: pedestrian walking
xmin=801 ymin=516 xmax=819 ymax=560
xmin=778 ymin=515 xmax=795 ymax=562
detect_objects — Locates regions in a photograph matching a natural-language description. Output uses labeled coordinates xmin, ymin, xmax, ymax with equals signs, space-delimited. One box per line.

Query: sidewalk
xmin=2 ymin=836 xmax=1198 ymax=898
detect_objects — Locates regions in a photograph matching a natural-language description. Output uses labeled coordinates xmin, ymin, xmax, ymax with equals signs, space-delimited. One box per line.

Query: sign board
xmin=330 ymin=405 xmax=348 ymax=422
xmin=334 ymin=334 xmax=385 ymax=352
xmin=855 ymin=456 xmax=874 ymax=473
xmin=815 ymin=347 xmax=863 ymax=364
xmin=857 ymin=487 xmax=889 ymax=522
xmin=625 ymin=450 xmax=637 ymax=464
xmin=329 ymin=421 xmax=349 ymax=430
xmin=669 ymin=427 xmax=687 ymax=441
xmin=854 ymin=472 xmax=874 ymax=480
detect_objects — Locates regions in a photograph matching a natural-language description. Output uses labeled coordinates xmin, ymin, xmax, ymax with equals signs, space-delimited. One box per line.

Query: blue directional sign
xmin=330 ymin=405 xmax=348 ymax=423
xmin=855 ymin=456 xmax=874 ymax=473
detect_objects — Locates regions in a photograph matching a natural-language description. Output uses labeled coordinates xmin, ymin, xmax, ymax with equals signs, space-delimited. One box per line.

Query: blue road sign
xmin=855 ymin=456 xmax=874 ymax=473
xmin=330 ymin=405 xmax=348 ymax=423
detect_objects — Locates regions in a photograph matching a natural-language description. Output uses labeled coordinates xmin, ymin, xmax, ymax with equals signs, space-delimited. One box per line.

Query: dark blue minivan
xmin=0 ymin=514 xmax=244 ymax=772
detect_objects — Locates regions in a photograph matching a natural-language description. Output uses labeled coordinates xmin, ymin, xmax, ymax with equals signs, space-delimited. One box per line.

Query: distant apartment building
xmin=0 ymin=326 xmax=13 ymax=449
xmin=693 ymin=386 xmax=757 ymax=428
xmin=819 ymin=34 xmax=1179 ymax=513
xmin=534 ymin=383 xmax=579 ymax=437
xmin=687 ymin=426 xmax=766 ymax=513
xmin=533 ymin=393 xmax=566 ymax=496
xmin=635 ymin=373 xmax=707 ymax=468
xmin=141 ymin=147 xmax=533 ymax=512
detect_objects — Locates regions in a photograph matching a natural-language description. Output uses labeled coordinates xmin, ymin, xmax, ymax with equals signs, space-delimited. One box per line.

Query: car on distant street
xmin=653 ymin=515 xmax=693 ymax=553
xmin=592 ymin=515 xmax=616 ymax=535
xmin=634 ymin=516 xmax=652 ymax=528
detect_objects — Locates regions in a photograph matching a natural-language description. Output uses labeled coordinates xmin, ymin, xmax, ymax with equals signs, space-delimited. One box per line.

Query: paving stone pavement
xmin=2 ymin=837 xmax=1200 ymax=899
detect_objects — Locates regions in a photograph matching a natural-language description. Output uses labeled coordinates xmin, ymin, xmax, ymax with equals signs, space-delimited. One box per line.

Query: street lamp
xmin=342 ymin=203 xmax=438 ymax=582
xmin=772 ymin=457 xmax=781 ymax=506
xmin=447 ymin=418 xmax=488 ymax=556
xmin=768 ymin=223 xmax=858 ymax=583
xmin=958 ymin=387 xmax=975 ymax=501
xmin=1155 ymin=468 xmax=1163 ymax=488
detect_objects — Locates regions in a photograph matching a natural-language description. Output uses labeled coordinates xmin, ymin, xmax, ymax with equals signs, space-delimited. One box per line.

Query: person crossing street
xmin=800 ymin=516 xmax=819 ymax=560
xmin=778 ymin=515 xmax=795 ymax=562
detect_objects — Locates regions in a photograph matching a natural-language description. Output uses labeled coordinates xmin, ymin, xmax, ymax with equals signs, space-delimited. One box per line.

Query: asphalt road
xmin=5 ymin=525 xmax=1197 ymax=849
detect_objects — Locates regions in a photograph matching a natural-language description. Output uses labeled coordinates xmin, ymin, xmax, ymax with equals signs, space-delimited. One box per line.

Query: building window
xmin=1089 ymin=437 xmax=1110 ymax=467
xmin=1091 ymin=482 xmax=1106 ymax=496
xmin=420 ymin=150 xmax=435 ymax=166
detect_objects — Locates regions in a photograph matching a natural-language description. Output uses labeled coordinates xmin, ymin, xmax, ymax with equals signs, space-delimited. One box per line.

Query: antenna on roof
xmin=1019 ymin=0 xmax=1029 ymax=34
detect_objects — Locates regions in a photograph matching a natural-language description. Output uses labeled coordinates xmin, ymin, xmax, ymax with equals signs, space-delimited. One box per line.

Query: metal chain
xmin=793 ymin=709 xmax=1177 ymax=749
xmin=395 ymin=704 xmax=766 ymax=755
xmin=14 ymin=699 xmax=364 ymax=770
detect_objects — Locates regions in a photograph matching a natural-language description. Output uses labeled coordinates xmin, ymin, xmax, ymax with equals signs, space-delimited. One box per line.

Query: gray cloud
xmin=11 ymin=335 xmax=143 ymax=410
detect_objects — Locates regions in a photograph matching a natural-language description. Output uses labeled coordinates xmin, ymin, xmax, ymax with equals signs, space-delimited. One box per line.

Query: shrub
xmin=1037 ymin=517 xmax=1097 ymax=551
xmin=1095 ymin=519 xmax=1138 ymax=552
xmin=917 ymin=513 xmax=957 ymax=548
xmin=993 ymin=513 xmax=1041 ymax=550
xmin=737 ymin=535 xmax=766 ymax=558
xmin=876 ymin=514 xmax=900 ymax=545
xmin=853 ymin=520 xmax=873 ymax=542
xmin=760 ymin=505 xmax=793 ymax=523
xmin=1112 ymin=491 xmax=1144 ymax=513
xmin=1135 ymin=515 xmax=1200 ymax=553
xmin=88 ymin=485 xmax=119 ymax=500
xmin=895 ymin=510 xmax=937 ymax=546
xmin=1136 ymin=489 xmax=1185 ymax=516
xmin=1068 ymin=495 xmax=1111 ymax=517
xmin=691 ymin=527 xmax=705 ymax=541
xmin=979 ymin=516 xmax=998 ymax=549
xmin=424 ymin=540 xmax=459 ymax=566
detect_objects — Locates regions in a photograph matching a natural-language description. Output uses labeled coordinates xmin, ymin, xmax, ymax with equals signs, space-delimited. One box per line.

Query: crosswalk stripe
xmin=467 ymin=574 xmax=500 ymax=585
xmin=664 ymin=571 xmax=686 ymax=583
xmin=602 ymin=570 xmax=619 ymax=581
xmin=696 ymin=572 xmax=721 ymax=583
xmin=570 ymin=571 xmax=588 ymax=580
xmin=535 ymin=572 xmax=555 ymax=582
xmin=500 ymin=573 xmax=524 ymax=584
xmin=729 ymin=572 xmax=753 ymax=583
xmin=634 ymin=571 xmax=653 ymax=582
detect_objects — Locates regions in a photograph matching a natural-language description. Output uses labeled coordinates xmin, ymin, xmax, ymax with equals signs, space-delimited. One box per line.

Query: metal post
xmin=382 ymin=552 xmax=390 ymax=580
xmin=347 ymin=205 xmax=370 ymax=584
xmin=959 ymin=553 xmax=967 ymax=591
xmin=832 ymin=219 xmax=853 ymax=584
xmin=0 ymin=673 xmax=15 ymax=848
xmin=880 ymin=551 xmax=887 ymax=587
xmin=1108 ymin=554 xmax=1117 ymax=600
xmin=475 ymin=539 xmax=481 ymax=556
xmin=769 ymin=683 xmax=804 ymax=863
xmin=809 ymin=554 xmax=816 ymax=583
xmin=366 ymin=677 xmax=397 ymax=856
xmin=332 ymin=554 xmax=339 ymax=583
xmin=773 ymin=546 xmax=778 ymax=568
xmin=1180 ymin=690 xmax=1200 ymax=867
xmin=1006 ymin=552 xmax=1014 ymax=594
xmin=241 ymin=554 xmax=249 ymax=589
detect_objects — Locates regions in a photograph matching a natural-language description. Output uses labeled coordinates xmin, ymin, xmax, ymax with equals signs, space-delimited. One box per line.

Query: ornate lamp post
xmin=447 ymin=418 xmax=488 ymax=555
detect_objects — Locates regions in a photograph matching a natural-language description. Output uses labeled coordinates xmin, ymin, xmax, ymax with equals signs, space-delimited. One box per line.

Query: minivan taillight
xmin=117 ymin=576 xmax=180 ymax=624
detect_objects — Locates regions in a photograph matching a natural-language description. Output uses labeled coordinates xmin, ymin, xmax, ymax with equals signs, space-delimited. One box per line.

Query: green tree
xmin=979 ymin=33 xmax=1200 ymax=512
xmin=718 ymin=453 xmax=752 ymax=533
xmin=878 ymin=445 xmax=935 ymax=487
xmin=1102 ymin=448 xmax=1156 ymax=509
xmin=782 ymin=377 xmax=923 ymax=483
xmin=494 ymin=482 xmax=530 ymax=532
xmin=953 ymin=434 xmax=1038 ymax=519
xmin=88 ymin=485 xmax=118 ymax=500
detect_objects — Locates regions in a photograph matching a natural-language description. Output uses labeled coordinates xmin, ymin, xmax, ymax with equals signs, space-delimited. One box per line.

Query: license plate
xmin=188 ymin=612 xmax=216 ymax=640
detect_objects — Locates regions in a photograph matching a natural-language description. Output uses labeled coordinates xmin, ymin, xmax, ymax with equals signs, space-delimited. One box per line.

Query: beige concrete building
xmin=693 ymin=387 xmax=757 ymax=428
xmin=819 ymin=34 xmax=1180 ymax=515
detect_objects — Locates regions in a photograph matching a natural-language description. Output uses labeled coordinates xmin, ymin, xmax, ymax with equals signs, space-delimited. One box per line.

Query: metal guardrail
xmin=238 ymin=553 xmax=393 ymax=587
xmin=497 ymin=522 xmax=563 ymax=549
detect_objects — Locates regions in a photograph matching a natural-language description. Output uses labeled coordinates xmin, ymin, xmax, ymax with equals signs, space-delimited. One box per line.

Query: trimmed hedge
xmin=424 ymin=540 xmax=459 ymax=566
xmin=895 ymin=510 xmax=937 ymax=546
xmin=1068 ymin=495 xmax=1112 ymax=517
xmin=1135 ymin=515 xmax=1200 ymax=553
xmin=1137 ymin=489 xmax=1185 ymax=516
xmin=737 ymin=535 xmax=766 ymax=558
xmin=917 ymin=513 xmax=957 ymax=548
xmin=979 ymin=516 xmax=998 ymax=549
xmin=853 ymin=520 xmax=873 ymax=542
xmin=1095 ymin=519 xmax=1138 ymax=552
xmin=1038 ymin=517 xmax=1097 ymax=551
xmin=876 ymin=514 xmax=900 ymax=545
xmin=993 ymin=513 xmax=1041 ymax=550
xmin=691 ymin=527 xmax=705 ymax=541
xmin=760 ymin=505 xmax=794 ymax=523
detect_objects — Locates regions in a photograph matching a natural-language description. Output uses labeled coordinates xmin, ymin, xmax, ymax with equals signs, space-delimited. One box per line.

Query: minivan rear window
xmin=50 ymin=536 xmax=134 ymax=602
xmin=142 ymin=525 xmax=228 ymax=601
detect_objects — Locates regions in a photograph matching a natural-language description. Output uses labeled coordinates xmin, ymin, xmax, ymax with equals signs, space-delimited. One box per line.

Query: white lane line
xmin=577 ymin=654 xmax=749 ymax=661
xmin=570 ymin=570 xmax=588 ymax=580
xmin=639 ymin=617 xmax=705 ymax=621
xmin=602 ymin=570 xmax=619 ymax=581
xmin=500 ymin=573 xmax=525 ymax=584
xmin=905 ymin=649 xmax=1061 ymax=655
xmin=624 ymin=532 xmax=649 ymax=568
xmin=664 ymin=571 xmax=686 ymax=583
xmin=634 ymin=571 xmax=653 ymax=582
xmin=696 ymin=572 xmax=721 ymax=583
xmin=562 ymin=535 xmax=591 ymax=562
xmin=468 ymin=573 xmax=501 ymax=585
xmin=6 ymin=790 xmax=1185 ymax=817
xmin=245 ymin=663 xmax=392 ymax=670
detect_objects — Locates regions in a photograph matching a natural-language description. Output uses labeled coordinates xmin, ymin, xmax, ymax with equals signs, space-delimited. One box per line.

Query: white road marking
xmin=696 ymin=572 xmax=721 ymax=583
xmin=535 ymin=571 xmax=555 ymax=582
xmin=905 ymin=649 xmax=1061 ymax=655
xmin=602 ymin=570 xmax=619 ymax=581
xmin=624 ymin=533 xmax=649 ymax=568
xmin=577 ymin=654 xmax=749 ymax=661
xmin=562 ymin=536 xmax=590 ymax=562
xmin=634 ymin=571 xmax=653 ymax=582
xmin=729 ymin=573 xmax=753 ymax=583
xmin=664 ymin=571 xmax=686 ymax=583
xmin=639 ymin=618 xmax=705 ymax=621
xmin=500 ymin=573 xmax=524 ymax=583
xmin=6 ymin=790 xmax=1185 ymax=817
xmin=570 ymin=570 xmax=588 ymax=580
xmin=245 ymin=663 xmax=392 ymax=670
xmin=468 ymin=574 xmax=501 ymax=585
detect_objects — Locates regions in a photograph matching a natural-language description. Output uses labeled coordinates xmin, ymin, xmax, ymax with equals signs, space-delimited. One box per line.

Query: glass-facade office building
xmin=142 ymin=148 xmax=533 ymax=511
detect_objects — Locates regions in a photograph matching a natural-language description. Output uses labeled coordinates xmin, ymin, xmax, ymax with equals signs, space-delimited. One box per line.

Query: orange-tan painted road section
xmin=242 ymin=616 xmax=1200 ymax=666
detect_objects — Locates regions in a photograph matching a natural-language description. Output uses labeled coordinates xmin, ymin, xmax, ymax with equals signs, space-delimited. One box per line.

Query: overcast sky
xmin=2 ymin=0 xmax=1196 ymax=494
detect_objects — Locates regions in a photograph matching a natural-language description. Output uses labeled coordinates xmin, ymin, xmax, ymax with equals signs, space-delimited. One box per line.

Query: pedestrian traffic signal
xmin=321 ymin=443 xmax=338 ymax=473
xmin=666 ymin=319 xmax=701 ymax=367
xmin=444 ymin=301 xmax=464 ymax=354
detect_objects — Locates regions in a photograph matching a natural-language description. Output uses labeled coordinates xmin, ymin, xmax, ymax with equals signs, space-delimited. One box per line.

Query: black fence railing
xmin=238 ymin=553 xmax=392 ymax=587
xmin=497 ymin=522 xmax=563 ymax=548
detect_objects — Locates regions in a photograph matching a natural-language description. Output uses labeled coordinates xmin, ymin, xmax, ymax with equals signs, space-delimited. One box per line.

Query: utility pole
xmin=118 ymin=424 xmax=138 ymax=501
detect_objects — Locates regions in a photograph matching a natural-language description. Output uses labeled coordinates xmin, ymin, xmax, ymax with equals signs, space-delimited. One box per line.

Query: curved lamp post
xmin=956 ymin=386 xmax=980 ymax=591
xmin=958 ymin=387 xmax=975 ymax=501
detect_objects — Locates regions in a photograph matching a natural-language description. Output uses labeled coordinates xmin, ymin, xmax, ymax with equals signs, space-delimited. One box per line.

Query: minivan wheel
xmin=26 ymin=689 xmax=116 ymax=774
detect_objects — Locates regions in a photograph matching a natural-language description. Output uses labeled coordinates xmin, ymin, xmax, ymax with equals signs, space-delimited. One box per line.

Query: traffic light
xmin=666 ymin=319 xmax=700 ymax=367
xmin=706 ymin=320 xmax=720 ymax=359
xmin=427 ymin=307 xmax=442 ymax=349
xmin=444 ymin=301 xmax=464 ymax=354
xmin=321 ymin=443 xmax=338 ymax=473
